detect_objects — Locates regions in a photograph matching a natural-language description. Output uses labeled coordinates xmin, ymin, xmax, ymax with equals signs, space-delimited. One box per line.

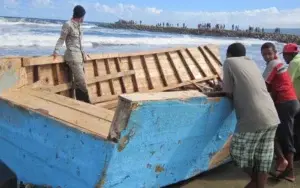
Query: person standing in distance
xmin=53 ymin=5 xmax=91 ymax=103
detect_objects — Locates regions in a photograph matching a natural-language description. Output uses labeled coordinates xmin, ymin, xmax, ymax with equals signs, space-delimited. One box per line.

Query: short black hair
xmin=261 ymin=42 xmax=276 ymax=51
xmin=227 ymin=43 xmax=246 ymax=57
xmin=73 ymin=5 xmax=86 ymax=19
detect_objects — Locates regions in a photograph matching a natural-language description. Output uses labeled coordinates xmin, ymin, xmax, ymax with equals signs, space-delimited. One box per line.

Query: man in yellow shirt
xmin=283 ymin=43 xmax=300 ymax=161
xmin=284 ymin=43 xmax=300 ymax=99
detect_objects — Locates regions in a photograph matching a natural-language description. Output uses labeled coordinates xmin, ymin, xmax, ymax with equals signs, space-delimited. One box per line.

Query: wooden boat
xmin=0 ymin=45 xmax=236 ymax=188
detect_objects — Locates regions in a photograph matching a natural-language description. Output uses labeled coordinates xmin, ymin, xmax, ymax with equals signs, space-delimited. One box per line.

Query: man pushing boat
xmin=52 ymin=5 xmax=91 ymax=103
xmin=221 ymin=43 xmax=280 ymax=188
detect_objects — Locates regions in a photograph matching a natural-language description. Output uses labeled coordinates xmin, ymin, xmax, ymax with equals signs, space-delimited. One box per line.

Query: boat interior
xmin=0 ymin=44 xmax=223 ymax=141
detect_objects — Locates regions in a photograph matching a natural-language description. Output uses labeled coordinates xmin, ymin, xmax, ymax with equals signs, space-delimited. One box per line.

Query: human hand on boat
xmin=52 ymin=53 xmax=59 ymax=63
xmin=205 ymin=91 xmax=227 ymax=97
xmin=83 ymin=53 xmax=91 ymax=61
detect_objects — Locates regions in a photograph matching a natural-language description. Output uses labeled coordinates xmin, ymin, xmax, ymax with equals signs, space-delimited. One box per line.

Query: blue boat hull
xmin=0 ymin=91 xmax=236 ymax=188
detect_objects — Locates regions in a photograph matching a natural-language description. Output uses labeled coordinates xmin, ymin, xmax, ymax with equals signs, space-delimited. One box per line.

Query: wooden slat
xmin=166 ymin=52 xmax=182 ymax=83
xmin=23 ymin=56 xmax=64 ymax=66
xmin=177 ymin=50 xmax=195 ymax=80
xmin=21 ymin=47 xmax=186 ymax=67
xmin=31 ymin=71 xmax=135 ymax=94
xmin=140 ymin=55 xmax=154 ymax=90
xmin=114 ymin=58 xmax=126 ymax=93
xmin=92 ymin=75 xmax=218 ymax=103
xmin=154 ymin=54 xmax=168 ymax=87
xmin=198 ymin=46 xmax=221 ymax=80
xmin=104 ymin=59 xmax=115 ymax=95
xmin=93 ymin=60 xmax=102 ymax=96
xmin=23 ymin=89 xmax=115 ymax=121
xmin=0 ymin=91 xmax=111 ymax=139
xmin=95 ymin=100 xmax=119 ymax=110
xmin=204 ymin=45 xmax=222 ymax=66
xmin=186 ymin=48 xmax=207 ymax=78
xmin=128 ymin=56 xmax=139 ymax=92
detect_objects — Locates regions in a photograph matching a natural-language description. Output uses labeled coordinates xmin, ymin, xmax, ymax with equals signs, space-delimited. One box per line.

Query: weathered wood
xmin=128 ymin=56 xmax=139 ymax=92
xmin=23 ymin=88 xmax=114 ymax=122
xmin=31 ymin=71 xmax=135 ymax=94
xmin=1 ymin=45 xmax=223 ymax=107
xmin=154 ymin=54 xmax=168 ymax=87
xmin=177 ymin=50 xmax=195 ymax=80
xmin=93 ymin=60 xmax=102 ymax=96
xmin=21 ymin=47 xmax=186 ymax=67
xmin=92 ymin=75 xmax=218 ymax=103
xmin=0 ymin=90 xmax=111 ymax=139
xmin=95 ymin=100 xmax=119 ymax=110
xmin=140 ymin=55 xmax=154 ymax=90
xmin=165 ymin=52 xmax=182 ymax=83
xmin=198 ymin=46 xmax=221 ymax=80
xmin=114 ymin=58 xmax=126 ymax=93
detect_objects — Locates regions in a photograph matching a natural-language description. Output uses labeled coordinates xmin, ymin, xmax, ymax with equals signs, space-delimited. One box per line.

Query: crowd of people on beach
xmin=50 ymin=5 xmax=300 ymax=188
xmin=208 ymin=42 xmax=300 ymax=188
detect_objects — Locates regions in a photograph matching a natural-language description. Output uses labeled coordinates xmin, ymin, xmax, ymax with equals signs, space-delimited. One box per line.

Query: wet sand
xmin=168 ymin=162 xmax=300 ymax=188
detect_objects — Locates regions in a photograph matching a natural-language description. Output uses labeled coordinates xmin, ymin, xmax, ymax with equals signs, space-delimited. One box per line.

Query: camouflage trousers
xmin=66 ymin=61 xmax=91 ymax=103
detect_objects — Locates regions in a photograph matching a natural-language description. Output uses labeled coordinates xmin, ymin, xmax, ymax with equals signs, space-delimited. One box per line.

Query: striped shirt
xmin=263 ymin=59 xmax=297 ymax=103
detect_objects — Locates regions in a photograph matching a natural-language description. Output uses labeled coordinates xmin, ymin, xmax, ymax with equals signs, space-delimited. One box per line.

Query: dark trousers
xmin=275 ymin=100 xmax=300 ymax=154
xmin=294 ymin=110 xmax=300 ymax=160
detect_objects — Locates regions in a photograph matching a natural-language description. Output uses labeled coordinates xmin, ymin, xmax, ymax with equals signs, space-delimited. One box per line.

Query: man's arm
xmin=53 ymin=23 xmax=69 ymax=56
xmin=222 ymin=61 xmax=234 ymax=99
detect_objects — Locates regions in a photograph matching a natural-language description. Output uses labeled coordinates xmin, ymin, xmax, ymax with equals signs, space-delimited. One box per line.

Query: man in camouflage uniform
xmin=53 ymin=5 xmax=91 ymax=103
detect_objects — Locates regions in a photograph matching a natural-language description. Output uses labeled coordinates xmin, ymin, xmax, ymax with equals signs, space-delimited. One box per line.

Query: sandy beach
xmin=168 ymin=162 xmax=300 ymax=188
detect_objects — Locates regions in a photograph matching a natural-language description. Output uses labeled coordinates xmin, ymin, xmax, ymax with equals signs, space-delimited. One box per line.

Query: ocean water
xmin=0 ymin=16 xmax=295 ymax=70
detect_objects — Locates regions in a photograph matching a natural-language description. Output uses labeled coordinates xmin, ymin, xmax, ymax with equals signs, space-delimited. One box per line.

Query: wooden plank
xmin=96 ymin=59 xmax=111 ymax=96
xmin=165 ymin=52 xmax=182 ymax=83
xmin=31 ymin=71 xmax=135 ymax=94
xmin=95 ymin=100 xmax=119 ymax=110
xmin=128 ymin=57 xmax=139 ymax=92
xmin=204 ymin=45 xmax=222 ymax=66
xmin=37 ymin=64 xmax=55 ymax=86
xmin=198 ymin=46 xmax=221 ymax=80
xmin=23 ymin=56 xmax=64 ymax=66
xmin=156 ymin=54 xmax=177 ymax=85
xmin=0 ymin=91 xmax=112 ymax=139
xmin=154 ymin=54 xmax=168 ymax=87
xmin=23 ymin=88 xmax=114 ymax=122
xmin=91 ymin=75 xmax=218 ymax=103
xmin=131 ymin=56 xmax=148 ymax=92
xmin=93 ymin=60 xmax=102 ymax=97
xmin=140 ymin=55 xmax=154 ymax=90
xmin=177 ymin=50 xmax=195 ymax=80
xmin=114 ymin=58 xmax=126 ymax=93
xmin=21 ymin=47 xmax=186 ymax=66
xmin=107 ymin=58 xmax=123 ymax=95
xmin=56 ymin=64 xmax=72 ymax=97
xmin=84 ymin=60 xmax=98 ymax=100
xmin=118 ymin=57 xmax=134 ymax=93
xmin=186 ymin=48 xmax=207 ymax=78
xmin=104 ymin=59 xmax=115 ymax=95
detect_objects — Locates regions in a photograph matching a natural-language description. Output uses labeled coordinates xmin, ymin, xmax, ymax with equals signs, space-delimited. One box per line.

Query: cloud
xmin=95 ymin=3 xmax=162 ymax=19
xmin=3 ymin=0 xmax=19 ymax=9
xmin=92 ymin=4 xmax=300 ymax=28
xmin=31 ymin=0 xmax=52 ymax=6
xmin=146 ymin=7 xmax=163 ymax=15
xmin=171 ymin=7 xmax=300 ymax=28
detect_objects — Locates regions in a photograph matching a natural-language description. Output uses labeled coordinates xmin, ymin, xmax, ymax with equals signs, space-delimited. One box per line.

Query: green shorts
xmin=230 ymin=126 xmax=277 ymax=172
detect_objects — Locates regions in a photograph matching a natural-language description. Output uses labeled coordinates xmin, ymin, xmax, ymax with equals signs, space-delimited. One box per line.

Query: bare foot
xmin=275 ymin=158 xmax=288 ymax=176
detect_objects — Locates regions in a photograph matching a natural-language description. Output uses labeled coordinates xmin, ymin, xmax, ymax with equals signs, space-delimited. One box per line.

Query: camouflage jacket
xmin=53 ymin=20 xmax=85 ymax=62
